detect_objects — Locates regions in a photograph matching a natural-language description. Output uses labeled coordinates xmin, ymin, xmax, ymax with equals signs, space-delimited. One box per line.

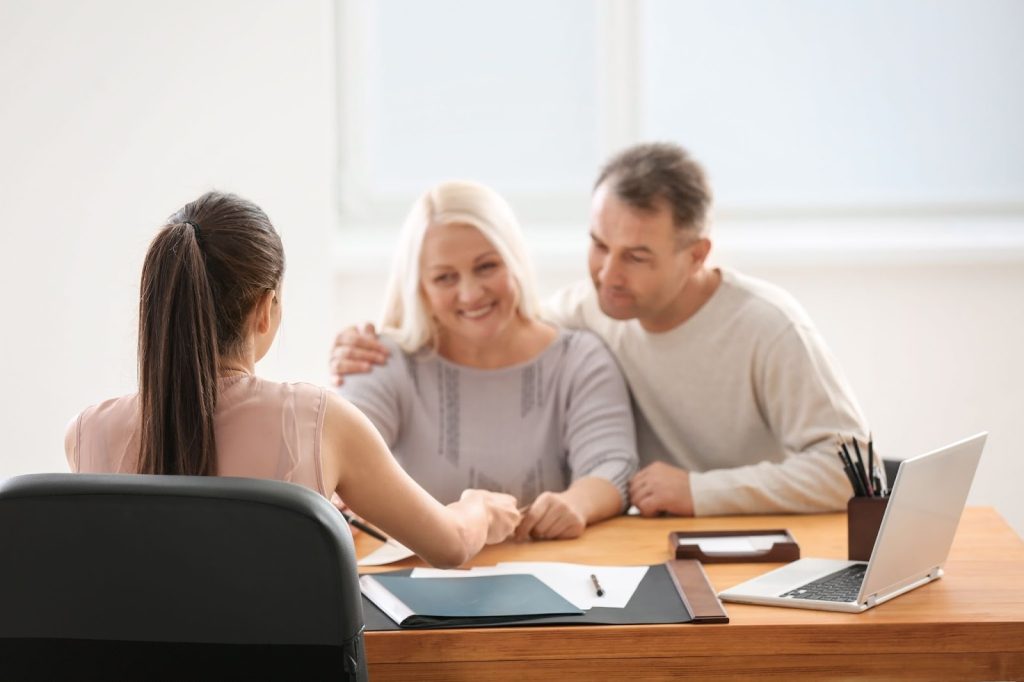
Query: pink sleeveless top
xmin=67 ymin=376 xmax=329 ymax=497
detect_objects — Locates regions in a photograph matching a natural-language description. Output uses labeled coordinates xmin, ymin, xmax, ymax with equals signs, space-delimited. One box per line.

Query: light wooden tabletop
xmin=356 ymin=507 xmax=1024 ymax=681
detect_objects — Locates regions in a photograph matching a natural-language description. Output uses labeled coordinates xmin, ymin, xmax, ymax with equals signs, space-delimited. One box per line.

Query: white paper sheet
xmin=412 ymin=562 xmax=649 ymax=609
xmin=357 ymin=540 xmax=416 ymax=566
xmin=677 ymin=534 xmax=792 ymax=555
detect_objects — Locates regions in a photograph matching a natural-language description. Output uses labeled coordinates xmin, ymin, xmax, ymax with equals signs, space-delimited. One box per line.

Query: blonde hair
xmin=379 ymin=180 xmax=542 ymax=353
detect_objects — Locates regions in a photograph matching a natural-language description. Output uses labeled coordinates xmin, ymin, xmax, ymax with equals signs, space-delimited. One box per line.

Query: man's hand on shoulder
xmin=629 ymin=461 xmax=695 ymax=517
xmin=329 ymin=322 xmax=390 ymax=385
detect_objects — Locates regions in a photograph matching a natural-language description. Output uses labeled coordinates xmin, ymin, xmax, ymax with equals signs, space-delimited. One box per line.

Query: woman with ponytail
xmin=66 ymin=191 xmax=519 ymax=567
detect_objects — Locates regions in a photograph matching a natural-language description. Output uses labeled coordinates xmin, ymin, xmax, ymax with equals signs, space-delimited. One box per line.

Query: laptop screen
xmin=860 ymin=433 xmax=986 ymax=600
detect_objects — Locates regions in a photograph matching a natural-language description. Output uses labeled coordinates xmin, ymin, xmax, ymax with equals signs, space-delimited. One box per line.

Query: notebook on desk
xmin=719 ymin=432 xmax=986 ymax=613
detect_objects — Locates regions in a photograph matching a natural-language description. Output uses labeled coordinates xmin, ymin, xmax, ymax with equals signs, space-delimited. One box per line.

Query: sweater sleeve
xmin=335 ymin=339 xmax=406 ymax=448
xmin=689 ymin=323 xmax=869 ymax=515
xmin=561 ymin=332 xmax=639 ymax=509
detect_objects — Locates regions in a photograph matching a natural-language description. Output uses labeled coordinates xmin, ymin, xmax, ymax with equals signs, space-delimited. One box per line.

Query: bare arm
xmin=321 ymin=392 xmax=520 ymax=567
xmin=64 ymin=416 xmax=79 ymax=471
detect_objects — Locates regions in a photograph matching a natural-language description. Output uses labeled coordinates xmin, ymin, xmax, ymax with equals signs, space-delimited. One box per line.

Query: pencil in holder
xmin=847 ymin=496 xmax=889 ymax=561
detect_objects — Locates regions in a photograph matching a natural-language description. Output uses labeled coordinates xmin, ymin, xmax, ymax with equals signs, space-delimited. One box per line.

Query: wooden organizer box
xmin=669 ymin=529 xmax=800 ymax=563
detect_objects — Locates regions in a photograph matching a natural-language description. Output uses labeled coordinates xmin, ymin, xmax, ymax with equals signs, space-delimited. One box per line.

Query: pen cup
xmin=847 ymin=496 xmax=889 ymax=561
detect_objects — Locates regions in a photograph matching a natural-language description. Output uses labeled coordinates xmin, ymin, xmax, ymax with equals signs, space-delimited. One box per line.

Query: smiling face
xmin=419 ymin=222 xmax=521 ymax=352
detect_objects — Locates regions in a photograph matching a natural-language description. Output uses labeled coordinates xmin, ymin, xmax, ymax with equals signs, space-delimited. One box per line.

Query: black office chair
xmin=0 ymin=473 xmax=367 ymax=681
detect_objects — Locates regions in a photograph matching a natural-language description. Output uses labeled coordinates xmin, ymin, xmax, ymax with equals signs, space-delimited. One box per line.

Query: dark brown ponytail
xmin=137 ymin=192 xmax=284 ymax=475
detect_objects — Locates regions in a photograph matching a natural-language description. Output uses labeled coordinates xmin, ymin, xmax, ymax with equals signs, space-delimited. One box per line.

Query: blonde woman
xmin=337 ymin=181 xmax=637 ymax=540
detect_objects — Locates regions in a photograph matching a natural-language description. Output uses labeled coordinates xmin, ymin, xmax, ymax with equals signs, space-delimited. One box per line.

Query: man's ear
xmin=255 ymin=290 xmax=275 ymax=334
xmin=689 ymin=238 xmax=712 ymax=267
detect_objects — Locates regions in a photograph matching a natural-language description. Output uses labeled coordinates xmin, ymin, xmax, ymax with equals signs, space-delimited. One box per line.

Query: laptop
xmin=718 ymin=432 xmax=987 ymax=613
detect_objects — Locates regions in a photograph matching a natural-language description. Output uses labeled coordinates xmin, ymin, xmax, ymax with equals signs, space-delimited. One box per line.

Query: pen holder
xmin=847 ymin=497 xmax=889 ymax=561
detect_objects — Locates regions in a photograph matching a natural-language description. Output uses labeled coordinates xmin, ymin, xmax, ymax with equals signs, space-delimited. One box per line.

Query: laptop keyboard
xmin=780 ymin=564 xmax=867 ymax=602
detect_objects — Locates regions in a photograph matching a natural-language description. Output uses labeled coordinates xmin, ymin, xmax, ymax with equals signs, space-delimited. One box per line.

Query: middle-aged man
xmin=330 ymin=142 xmax=868 ymax=517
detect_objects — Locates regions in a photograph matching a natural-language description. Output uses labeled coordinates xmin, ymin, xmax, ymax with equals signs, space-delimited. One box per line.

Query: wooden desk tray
xmin=669 ymin=529 xmax=800 ymax=564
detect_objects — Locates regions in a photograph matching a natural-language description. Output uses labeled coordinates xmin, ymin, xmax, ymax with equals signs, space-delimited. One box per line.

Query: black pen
xmin=837 ymin=449 xmax=862 ymax=496
xmin=851 ymin=437 xmax=873 ymax=496
xmin=866 ymin=434 xmax=876 ymax=496
xmin=341 ymin=511 xmax=389 ymax=543
xmin=590 ymin=573 xmax=605 ymax=597
xmin=837 ymin=436 xmax=866 ymax=496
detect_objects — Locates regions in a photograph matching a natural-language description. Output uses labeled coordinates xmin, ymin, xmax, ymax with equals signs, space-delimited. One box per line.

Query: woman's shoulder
xmin=214 ymin=377 xmax=330 ymax=429
xmin=75 ymin=392 xmax=141 ymax=429
xmin=538 ymin=327 xmax=623 ymax=389
xmin=554 ymin=327 xmax=617 ymax=362
xmin=223 ymin=375 xmax=323 ymax=396
xmin=68 ymin=392 xmax=141 ymax=470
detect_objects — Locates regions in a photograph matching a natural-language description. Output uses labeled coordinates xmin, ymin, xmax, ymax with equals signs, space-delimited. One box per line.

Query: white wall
xmin=0 ymin=1 xmax=337 ymax=475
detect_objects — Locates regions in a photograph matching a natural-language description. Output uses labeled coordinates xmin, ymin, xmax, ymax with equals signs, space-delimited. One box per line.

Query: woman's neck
xmin=217 ymin=354 xmax=255 ymax=377
xmin=438 ymin=317 xmax=558 ymax=369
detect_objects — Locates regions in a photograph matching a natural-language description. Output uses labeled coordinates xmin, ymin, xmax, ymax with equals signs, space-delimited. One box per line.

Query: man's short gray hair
xmin=595 ymin=142 xmax=713 ymax=238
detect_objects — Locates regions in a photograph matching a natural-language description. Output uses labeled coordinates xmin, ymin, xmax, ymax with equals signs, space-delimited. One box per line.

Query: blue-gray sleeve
xmin=335 ymin=338 xmax=405 ymax=448
xmin=561 ymin=331 xmax=638 ymax=508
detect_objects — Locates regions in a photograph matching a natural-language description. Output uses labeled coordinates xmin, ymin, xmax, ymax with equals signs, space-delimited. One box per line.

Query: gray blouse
xmin=338 ymin=329 xmax=638 ymax=507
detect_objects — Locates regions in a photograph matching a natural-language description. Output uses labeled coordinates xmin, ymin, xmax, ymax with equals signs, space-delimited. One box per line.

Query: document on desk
xmin=357 ymin=540 xmax=416 ymax=566
xmin=411 ymin=562 xmax=649 ymax=610
xmin=683 ymin=534 xmax=792 ymax=555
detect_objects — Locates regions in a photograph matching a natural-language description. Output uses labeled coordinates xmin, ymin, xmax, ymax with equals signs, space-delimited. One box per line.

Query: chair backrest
xmin=0 ymin=473 xmax=367 ymax=680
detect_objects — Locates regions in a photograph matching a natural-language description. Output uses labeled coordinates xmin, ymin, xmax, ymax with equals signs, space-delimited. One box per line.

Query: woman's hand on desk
xmin=514 ymin=491 xmax=587 ymax=541
xmin=458 ymin=489 xmax=521 ymax=544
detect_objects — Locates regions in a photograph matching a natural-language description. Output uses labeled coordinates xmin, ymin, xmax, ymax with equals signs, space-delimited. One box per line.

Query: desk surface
xmin=356 ymin=508 xmax=1024 ymax=681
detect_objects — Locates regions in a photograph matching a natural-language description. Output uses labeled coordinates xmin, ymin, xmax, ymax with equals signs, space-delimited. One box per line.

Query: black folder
xmin=361 ymin=560 xmax=728 ymax=630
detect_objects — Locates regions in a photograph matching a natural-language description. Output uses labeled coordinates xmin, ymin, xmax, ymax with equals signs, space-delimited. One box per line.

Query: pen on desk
xmin=590 ymin=573 xmax=605 ymax=597
xmin=341 ymin=511 xmax=389 ymax=544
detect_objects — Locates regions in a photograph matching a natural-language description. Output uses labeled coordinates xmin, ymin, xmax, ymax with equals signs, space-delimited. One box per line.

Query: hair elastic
xmin=184 ymin=220 xmax=200 ymax=236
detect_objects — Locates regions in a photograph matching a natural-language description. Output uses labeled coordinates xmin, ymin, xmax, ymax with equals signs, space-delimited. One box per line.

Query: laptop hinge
xmin=928 ymin=566 xmax=942 ymax=580
xmin=864 ymin=594 xmax=877 ymax=608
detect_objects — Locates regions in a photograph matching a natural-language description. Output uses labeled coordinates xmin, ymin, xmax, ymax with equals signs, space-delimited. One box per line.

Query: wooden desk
xmin=357 ymin=508 xmax=1024 ymax=680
